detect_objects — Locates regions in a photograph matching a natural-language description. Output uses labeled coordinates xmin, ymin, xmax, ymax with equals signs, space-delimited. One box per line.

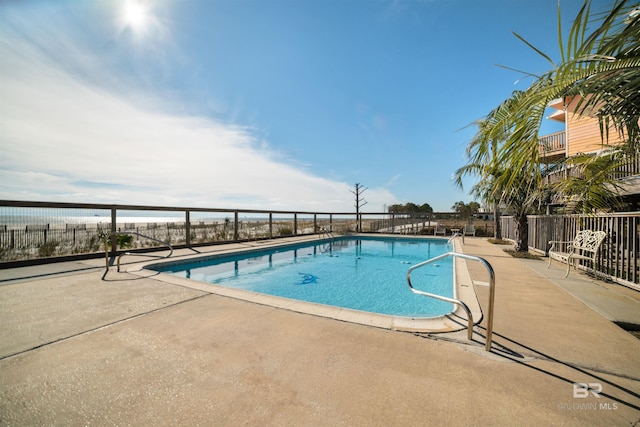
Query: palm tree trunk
xmin=513 ymin=213 xmax=528 ymax=252
xmin=493 ymin=203 xmax=502 ymax=240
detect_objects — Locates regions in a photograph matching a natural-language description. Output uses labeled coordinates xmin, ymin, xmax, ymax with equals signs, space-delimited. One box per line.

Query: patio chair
xmin=463 ymin=224 xmax=476 ymax=237
xmin=434 ymin=224 xmax=446 ymax=236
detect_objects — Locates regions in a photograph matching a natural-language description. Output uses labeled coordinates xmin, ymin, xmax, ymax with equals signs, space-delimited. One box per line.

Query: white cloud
xmin=0 ymin=12 xmax=397 ymax=212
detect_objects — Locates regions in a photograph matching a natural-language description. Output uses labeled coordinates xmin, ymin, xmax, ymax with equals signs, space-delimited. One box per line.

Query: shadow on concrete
xmin=101 ymin=269 xmax=162 ymax=282
xmin=479 ymin=327 xmax=640 ymax=412
xmin=412 ymin=324 xmax=640 ymax=413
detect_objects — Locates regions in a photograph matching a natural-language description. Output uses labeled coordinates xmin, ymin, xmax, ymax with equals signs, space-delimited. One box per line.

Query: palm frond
xmin=456 ymin=0 xmax=639 ymax=216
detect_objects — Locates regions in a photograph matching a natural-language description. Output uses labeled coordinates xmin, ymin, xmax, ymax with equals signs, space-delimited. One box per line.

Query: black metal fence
xmin=0 ymin=201 xmax=356 ymax=264
xmin=0 ymin=200 xmax=496 ymax=266
xmin=12 ymin=201 xmax=637 ymax=288
xmin=501 ymin=212 xmax=640 ymax=288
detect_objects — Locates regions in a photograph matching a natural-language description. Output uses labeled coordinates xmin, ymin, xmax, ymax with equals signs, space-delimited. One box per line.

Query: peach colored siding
xmin=566 ymin=113 xmax=626 ymax=156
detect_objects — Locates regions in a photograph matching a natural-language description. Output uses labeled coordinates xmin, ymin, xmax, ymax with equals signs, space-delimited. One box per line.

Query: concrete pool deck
xmin=0 ymin=236 xmax=639 ymax=425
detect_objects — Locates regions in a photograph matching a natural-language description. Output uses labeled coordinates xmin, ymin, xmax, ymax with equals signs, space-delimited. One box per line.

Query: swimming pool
xmin=152 ymin=236 xmax=455 ymax=319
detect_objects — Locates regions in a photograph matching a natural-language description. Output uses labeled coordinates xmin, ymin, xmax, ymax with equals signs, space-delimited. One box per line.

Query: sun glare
xmin=124 ymin=1 xmax=148 ymax=31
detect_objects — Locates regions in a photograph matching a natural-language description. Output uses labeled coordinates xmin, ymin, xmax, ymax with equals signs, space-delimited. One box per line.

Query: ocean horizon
xmin=0 ymin=213 xmax=324 ymax=230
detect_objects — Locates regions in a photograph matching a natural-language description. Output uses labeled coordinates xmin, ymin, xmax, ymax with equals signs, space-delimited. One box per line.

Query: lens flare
xmin=124 ymin=1 xmax=148 ymax=31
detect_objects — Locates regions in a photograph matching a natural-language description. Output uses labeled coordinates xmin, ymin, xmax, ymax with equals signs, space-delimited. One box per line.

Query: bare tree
xmin=350 ymin=183 xmax=367 ymax=232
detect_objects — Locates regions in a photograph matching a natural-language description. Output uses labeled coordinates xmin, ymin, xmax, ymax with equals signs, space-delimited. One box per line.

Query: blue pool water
xmin=154 ymin=236 xmax=454 ymax=318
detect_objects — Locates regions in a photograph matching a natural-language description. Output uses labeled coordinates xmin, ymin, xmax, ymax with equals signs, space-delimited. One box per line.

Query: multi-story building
xmin=539 ymin=96 xmax=640 ymax=212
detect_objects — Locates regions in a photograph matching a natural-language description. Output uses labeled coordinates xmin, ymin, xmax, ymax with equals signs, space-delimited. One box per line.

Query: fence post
xmin=269 ymin=213 xmax=273 ymax=239
xmin=110 ymin=209 xmax=117 ymax=255
xmin=185 ymin=210 xmax=191 ymax=246
xmin=294 ymin=213 xmax=298 ymax=235
xmin=233 ymin=211 xmax=239 ymax=241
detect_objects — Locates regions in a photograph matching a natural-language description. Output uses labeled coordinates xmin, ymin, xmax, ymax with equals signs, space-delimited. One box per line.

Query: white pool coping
xmin=128 ymin=234 xmax=483 ymax=334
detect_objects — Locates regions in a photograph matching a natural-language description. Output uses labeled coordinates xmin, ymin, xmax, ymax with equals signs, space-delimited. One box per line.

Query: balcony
xmin=538 ymin=131 xmax=566 ymax=163
xmin=543 ymin=153 xmax=640 ymax=187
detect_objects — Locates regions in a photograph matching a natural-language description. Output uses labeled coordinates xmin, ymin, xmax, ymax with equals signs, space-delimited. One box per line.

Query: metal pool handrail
xmin=447 ymin=232 xmax=462 ymax=246
xmin=407 ymin=265 xmax=474 ymax=342
xmin=407 ymin=252 xmax=496 ymax=351
xmin=318 ymin=226 xmax=335 ymax=240
xmin=103 ymin=231 xmax=174 ymax=272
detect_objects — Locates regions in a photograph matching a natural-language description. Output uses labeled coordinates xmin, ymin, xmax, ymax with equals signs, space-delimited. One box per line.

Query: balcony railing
xmin=543 ymin=153 xmax=640 ymax=185
xmin=538 ymin=131 xmax=566 ymax=159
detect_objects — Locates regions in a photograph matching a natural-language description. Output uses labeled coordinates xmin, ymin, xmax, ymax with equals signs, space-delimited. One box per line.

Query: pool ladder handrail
xmin=318 ymin=226 xmax=335 ymax=240
xmin=447 ymin=232 xmax=463 ymax=245
xmin=407 ymin=251 xmax=496 ymax=351
xmin=103 ymin=231 xmax=174 ymax=272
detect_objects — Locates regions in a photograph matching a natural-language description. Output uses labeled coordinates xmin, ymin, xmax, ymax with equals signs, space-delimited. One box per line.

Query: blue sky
xmin=0 ymin=0 xmax=611 ymax=212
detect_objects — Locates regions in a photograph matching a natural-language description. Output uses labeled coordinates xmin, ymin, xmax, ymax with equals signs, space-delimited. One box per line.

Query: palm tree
xmin=491 ymin=0 xmax=640 ymax=210
xmin=454 ymin=95 xmax=527 ymax=242
xmin=551 ymin=150 xmax=626 ymax=213
xmin=457 ymin=0 xmax=639 ymax=251
xmin=467 ymin=91 xmax=542 ymax=252
xmin=454 ymin=119 xmax=502 ymax=240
